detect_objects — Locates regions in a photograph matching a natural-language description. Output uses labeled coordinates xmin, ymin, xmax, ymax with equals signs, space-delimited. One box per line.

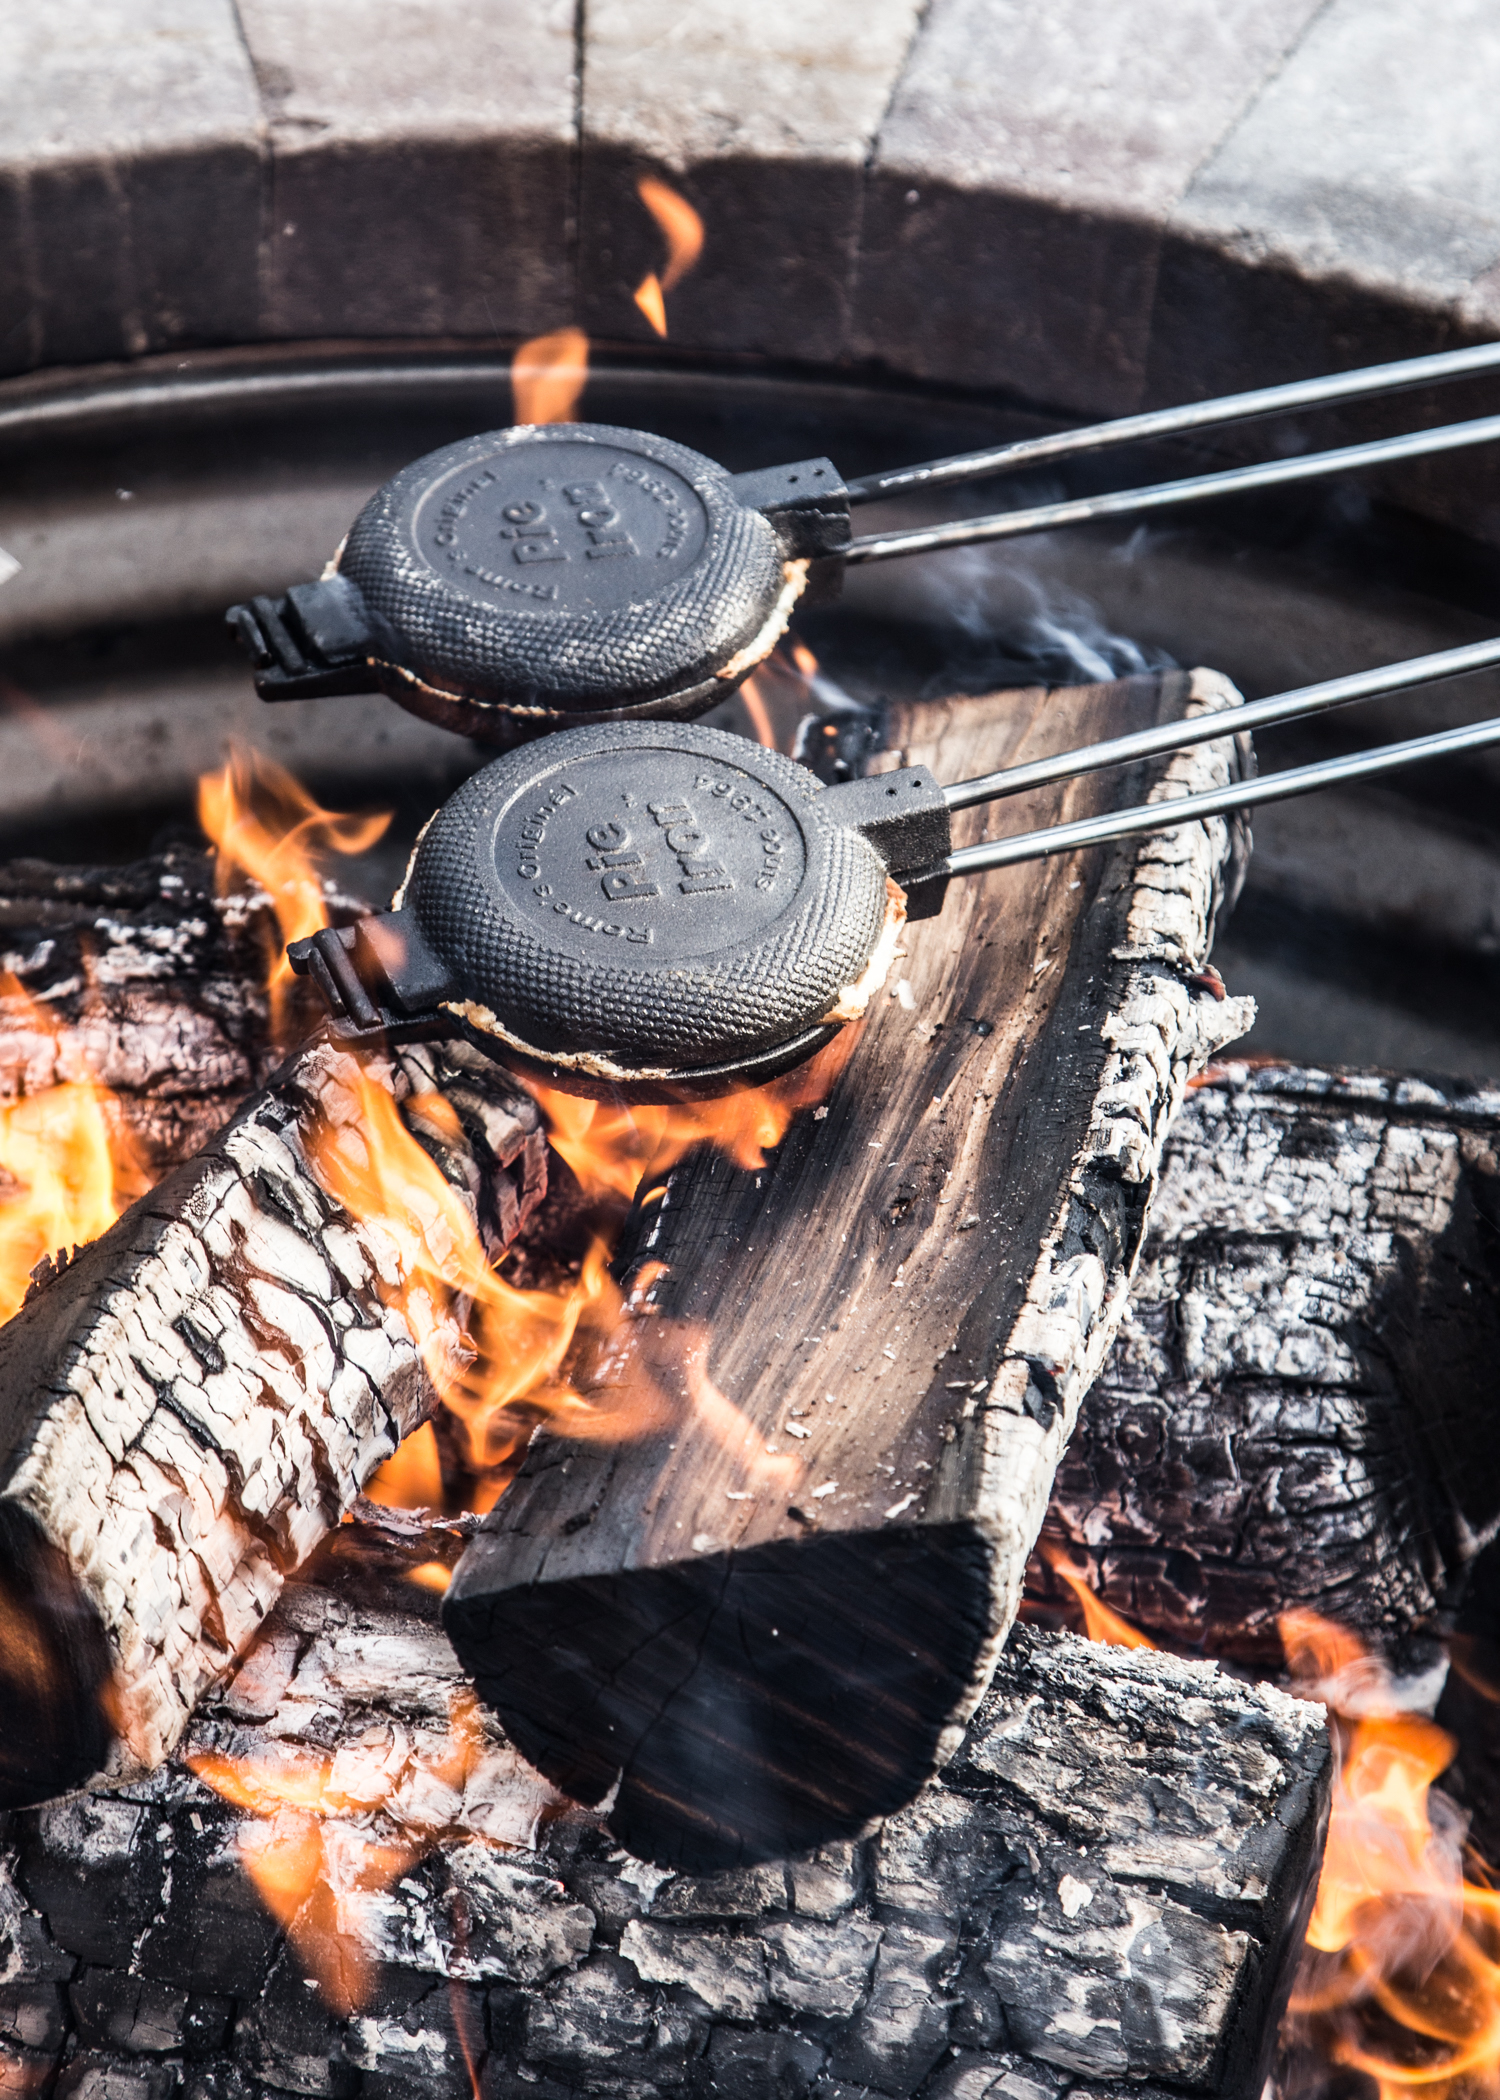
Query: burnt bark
xmin=445 ymin=670 xmax=1255 ymax=1871
xmin=0 ymin=1035 xmax=545 ymax=1806
xmin=1028 ymin=1061 xmax=1500 ymax=1667
xmin=0 ymin=1512 xmax=1330 ymax=2100
xmin=0 ymin=844 xmax=300 ymax=1175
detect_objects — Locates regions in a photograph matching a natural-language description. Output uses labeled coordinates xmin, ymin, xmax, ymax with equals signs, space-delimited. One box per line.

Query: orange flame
xmin=197 ymin=746 xmax=390 ymax=1041
xmin=1038 ymin=1539 xmax=1157 ymax=1650
xmin=0 ymin=974 xmax=147 ymax=1323
xmin=739 ymin=673 xmax=778 ymax=749
xmin=1282 ymin=1609 xmax=1500 ymax=2100
xmin=347 ymin=1041 xmax=853 ymax=1513
xmin=511 ymin=327 xmax=589 ymax=425
xmin=189 ymin=1689 xmax=494 ymax=2016
xmin=633 ymin=175 xmax=704 ymax=336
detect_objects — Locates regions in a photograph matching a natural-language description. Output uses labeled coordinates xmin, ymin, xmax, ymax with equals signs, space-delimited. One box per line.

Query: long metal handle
xmin=936 ymin=713 xmax=1500 ymax=878
xmin=941 ymin=636 xmax=1500 ymax=812
xmin=844 ymin=339 xmax=1500 ymax=506
xmin=845 ymin=411 xmax=1500 ymax=566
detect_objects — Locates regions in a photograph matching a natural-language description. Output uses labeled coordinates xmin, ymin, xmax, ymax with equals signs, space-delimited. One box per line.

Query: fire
xmin=198 ymin=745 xmax=390 ymax=1040
xmin=511 ymin=326 xmax=589 ymax=425
xmin=344 ymin=1039 xmax=852 ymax=1514
xmin=1281 ymin=1609 xmax=1500 ymax=2100
xmin=0 ymin=974 xmax=147 ymax=1324
xmin=1038 ymin=1538 xmax=1157 ymax=1650
xmin=189 ymin=1689 xmax=494 ymax=2017
xmin=739 ymin=673 xmax=778 ymax=749
xmin=632 ymin=175 xmax=704 ymax=336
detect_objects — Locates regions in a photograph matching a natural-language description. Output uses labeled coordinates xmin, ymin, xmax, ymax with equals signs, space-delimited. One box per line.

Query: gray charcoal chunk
xmin=786 ymin=1842 xmax=860 ymax=1918
xmin=829 ymin=1917 xmax=957 ymax=2092
xmin=344 ymin=1970 xmax=485 ymax=2099
xmin=762 ymin=1915 xmax=883 ymax=2018
xmin=55 ymin=2055 xmax=182 ymax=2100
xmin=524 ymin=1954 xmax=655 ymax=2074
xmin=985 ymin=1878 xmax=1253 ymax=2083
xmin=926 ymin=2055 xmax=1068 ymax=2100
xmin=875 ymin=1789 xmax=1030 ymax=1915
xmin=649 ymin=1862 xmax=786 ymax=1920
xmin=618 ymin=1920 xmax=768 ymax=2019
xmin=702 ymin=2023 xmax=827 ymax=2099
xmin=0 ymin=1979 xmax=67 ymax=2052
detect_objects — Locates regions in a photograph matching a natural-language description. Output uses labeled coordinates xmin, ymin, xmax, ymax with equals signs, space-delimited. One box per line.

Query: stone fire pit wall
xmin=3 ymin=0 xmax=1500 ymax=520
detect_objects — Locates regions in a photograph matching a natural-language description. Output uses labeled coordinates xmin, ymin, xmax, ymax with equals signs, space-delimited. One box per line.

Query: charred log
xmin=0 ymin=844 xmax=300 ymax=1174
xmin=0 ymin=1518 xmax=1329 ymax=2100
xmin=445 ymin=670 xmax=1256 ymax=1871
xmin=1028 ymin=1061 xmax=1500 ymax=1667
xmin=0 ymin=1036 xmax=545 ymax=1806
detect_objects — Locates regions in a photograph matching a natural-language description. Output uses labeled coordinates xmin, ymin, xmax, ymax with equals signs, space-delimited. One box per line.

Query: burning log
xmin=0 ymin=1034 xmax=545 ymax=1807
xmin=1030 ymin=1060 xmax=1500 ymax=1666
xmin=445 ymin=668 xmax=1256 ymax=1869
xmin=0 ymin=842 xmax=280 ymax=1189
xmin=0 ymin=1514 xmax=1330 ymax=2100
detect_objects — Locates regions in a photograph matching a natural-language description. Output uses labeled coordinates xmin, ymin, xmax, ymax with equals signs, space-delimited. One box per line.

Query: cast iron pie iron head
xmin=285 ymin=642 xmax=1500 ymax=1100
xmin=228 ymin=342 xmax=1500 ymax=750
xmin=227 ymin=423 xmax=849 ymax=748
xmin=289 ymin=720 xmax=951 ymax=1100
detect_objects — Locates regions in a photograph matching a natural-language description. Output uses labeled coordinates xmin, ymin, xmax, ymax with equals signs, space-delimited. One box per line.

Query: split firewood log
xmin=1029 ymin=1061 xmax=1500 ymax=1667
xmin=445 ymin=669 xmax=1256 ymax=1871
xmin=0 ymin=1034 xmax=545 ymax=1809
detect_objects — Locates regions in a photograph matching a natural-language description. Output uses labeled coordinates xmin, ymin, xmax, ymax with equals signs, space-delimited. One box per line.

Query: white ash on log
xmin=1029 ymin=1060 xmax=1500 ymax=1666
xmin=0 ymin=845 xmax=306 ymax=1174
xmin=445 ymin=670 xmax=1256 ymax=1871
xmin=0 ymin=1035 xmax=545 ymax=1807
xmin=0 ymin=1515 xmax=1329 ymax=2100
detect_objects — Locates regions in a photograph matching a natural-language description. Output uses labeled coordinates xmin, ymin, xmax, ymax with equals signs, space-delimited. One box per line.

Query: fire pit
xmin=2 ymin=322 xmax=1500 ymax=2098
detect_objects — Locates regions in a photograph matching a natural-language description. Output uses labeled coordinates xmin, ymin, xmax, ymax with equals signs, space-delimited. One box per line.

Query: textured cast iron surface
xmin=338 ymin=423 xmax=785 ymax=727
xmin=406 ymin=722 xmax=890 ymax=1066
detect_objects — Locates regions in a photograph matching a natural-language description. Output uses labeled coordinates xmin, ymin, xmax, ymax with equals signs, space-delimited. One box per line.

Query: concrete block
xmin=1176 ymin=0 xmax=1500 ymax=313
xmin=0 ymin=0 xmax=261 ymax=374
xmin=855 ymin=0 xmax=1325 ymax=411
xmin=578 ymin=0 xmax=924 ymax=364
xmin=1149 ymin=0 xmax=1500 ymax=414
xmin=235 ymin=0 xmax=577 ymax=343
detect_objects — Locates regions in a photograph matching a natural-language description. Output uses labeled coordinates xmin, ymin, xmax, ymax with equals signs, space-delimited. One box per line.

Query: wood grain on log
xmin=0 ymin=1519 xmax=1329 ymax=2100
xmin=445 ymin=670 xmax=1256 ymax=1870
xmin=1029 ymin=1061 xmax=1500 ymax=1666
xmin=0 ymin=1037 xmax=545 ymax=1805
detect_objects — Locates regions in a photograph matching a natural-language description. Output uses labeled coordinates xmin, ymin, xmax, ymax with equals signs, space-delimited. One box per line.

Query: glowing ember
xmin=198 ymin=744 xmax=390 ymax=1041
xmin=0 ymin=974 xmax=147 ymax=1323
xmin=632 ymin=175 xmax=704 ymax=336
xmin=1038 ymin=1539 xmax=1156 ymax=1651
xmin=510 ymin=326 xmax=589 ymax=425
xmin=1280 ymin=1609 xmax=1500 ymax=2100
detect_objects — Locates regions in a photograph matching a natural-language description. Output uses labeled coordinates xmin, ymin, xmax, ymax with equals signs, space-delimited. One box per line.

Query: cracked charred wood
xmin=0 ymin=1035 xmax=545 ymax=1809
xmin=0 ymin=844 xmax=299 ymax=1175
xmin=445 ymin=669 xmax=1256 ymax=1872
xmin=0 ymin=1515 xmax=1329 ymax=2100
xmin=1027 ymin=1061 xmax=1500 ymax=1668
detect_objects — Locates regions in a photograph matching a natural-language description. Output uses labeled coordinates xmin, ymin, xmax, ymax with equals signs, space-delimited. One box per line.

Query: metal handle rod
xmin=942 ymin=635 xmax=1500 ymax=812
xmin=844 ymin=339 xmax=1500 ymax=506
xmin=935 ymin=714 xmax=1500 ymax=878
xmin=844 ymin=410 xmax=1500 ymax=566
